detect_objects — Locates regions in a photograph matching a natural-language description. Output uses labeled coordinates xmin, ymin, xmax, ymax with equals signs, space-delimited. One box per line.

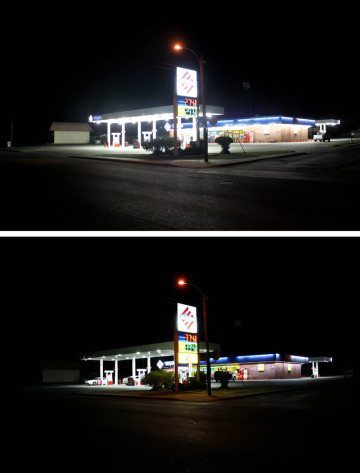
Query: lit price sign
xmin=179 ymin=332 xmax=198 ymax=343
xmin=178 ymin=352 xmax=199 ymax=364
xmin=177 ymin=97 xmax=198 ymax=118
xmin=179 ymin=342 xmax=198 ymax=353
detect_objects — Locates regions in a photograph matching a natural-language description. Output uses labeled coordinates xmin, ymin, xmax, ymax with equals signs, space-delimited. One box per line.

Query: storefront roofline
xmin=181 ymin=116 xmax=316 ymax=130
xmin=200 ymin=353 xmax=310 ymax=365
xmin=89 ymin=105 xmax=224 ymax=124
xmin=82 ymin=341 xmax=220 ymax=362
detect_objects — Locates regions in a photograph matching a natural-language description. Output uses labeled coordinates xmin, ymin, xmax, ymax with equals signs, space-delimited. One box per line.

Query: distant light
xmin=136 ymin=351 xmax=140 ymax=354
xmin=174 ymin=44 xmax=183 ymax=51
xmin=156 ymin=349 xmax=161 ymax=353
xmin=178 ymin=279 xmax=187 ymax=286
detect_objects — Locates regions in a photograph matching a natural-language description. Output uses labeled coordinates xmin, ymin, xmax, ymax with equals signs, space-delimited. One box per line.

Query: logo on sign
xmin=177 ymin=303 xmax=197 ymax=334
xmin=176 ymin=67 xmax=198 ymax=98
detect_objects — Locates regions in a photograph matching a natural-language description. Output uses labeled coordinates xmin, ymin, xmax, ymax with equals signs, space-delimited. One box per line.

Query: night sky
xmin=4 ymin=8 xmax=358 ymax=146
xmin=13 ymin=238 xmax=355 ymax=378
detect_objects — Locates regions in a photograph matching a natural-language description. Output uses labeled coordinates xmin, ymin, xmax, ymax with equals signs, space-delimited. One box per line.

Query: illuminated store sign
xmin=177 ymin=303 xmax=197 ymax=334
xmin=176 ymin=67 xmax=198 ymax=98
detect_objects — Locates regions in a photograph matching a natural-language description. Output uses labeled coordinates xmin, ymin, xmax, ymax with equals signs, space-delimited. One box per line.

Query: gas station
xmin=82 ymin=347 xmax=331 ymax=385
xmin=82 ymin=300 xmax=332 ymax=386
xmin=88 ymin=104 xmax=224 ymax=148
xmin=82 ymin=339 xmax=220 ymax=386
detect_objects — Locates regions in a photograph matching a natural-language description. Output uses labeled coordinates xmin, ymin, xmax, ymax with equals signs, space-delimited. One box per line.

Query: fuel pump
xmin=104 ymin=370 xmax=114 ymax=385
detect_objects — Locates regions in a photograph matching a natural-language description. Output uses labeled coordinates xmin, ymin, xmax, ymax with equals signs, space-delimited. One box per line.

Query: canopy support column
xmin=107 ymin=123 xmax=111 ymax=147
xmin=132 ymin=357 xmax=136 ymax=377
xmin=121 ymin=123 xmax=125 ymax=147
xmin=100 ymin=359 xmax=104 ymax=383
xmin=115 ymin=359 xmax=118 ymax=385
xmin=137 ymin=122 xmax=141 ymax=146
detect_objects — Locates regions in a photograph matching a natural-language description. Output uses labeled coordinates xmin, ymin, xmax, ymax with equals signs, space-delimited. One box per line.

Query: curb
xmin=65 ymin=151 xmax=306 ymax=169
xmin=67 ymin=386 xmax=296 ymax=403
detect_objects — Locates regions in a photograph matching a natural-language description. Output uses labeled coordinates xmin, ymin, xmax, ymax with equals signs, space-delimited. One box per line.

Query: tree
xmin=143 ymin=370 xmax=175 ymax=390
xmin=215 ymin=136 xmax=233 ymax=154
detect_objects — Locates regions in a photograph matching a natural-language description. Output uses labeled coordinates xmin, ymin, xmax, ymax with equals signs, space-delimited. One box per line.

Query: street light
xmin=173 ymin=44 xmax=209 ymax=163
xmin=177 ymin=278 xmax=212 ymax=396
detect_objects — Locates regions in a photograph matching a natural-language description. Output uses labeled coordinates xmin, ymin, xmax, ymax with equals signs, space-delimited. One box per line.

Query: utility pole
xmin=202 ymin=293 xmax=211 ymax=396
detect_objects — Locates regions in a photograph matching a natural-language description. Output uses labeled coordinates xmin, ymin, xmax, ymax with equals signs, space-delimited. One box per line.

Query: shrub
xmin=188 ymin=371 xmax=207 ymax=390
xmin=215 ymin=136 xmax=233 ymax=154
xmin=180 ymin=140 xmax=205 ymax=157
xmin=143 ymin=370 xmax=175 ymax=390
xmin=142 ymin=137 xmax=180 ymax=156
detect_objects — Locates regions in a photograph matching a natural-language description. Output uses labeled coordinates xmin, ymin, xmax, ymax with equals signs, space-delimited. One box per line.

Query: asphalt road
xmin=23 ymin=378 xmax=354 ymax=472
xmin=1 ymin=143 xmax=360 ymax=230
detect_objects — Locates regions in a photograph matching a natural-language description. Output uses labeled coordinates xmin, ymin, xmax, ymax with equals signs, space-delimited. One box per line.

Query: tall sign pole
xmin=174 ymin=329 xmax=179 ymax=392
xmin=202 ymin=293 xmax=211 ymax=396
xmin=175 ymin=303 xmax=199 ymax=392
xmin=199 ymin=57 xmax=208 ymax=163
xmin=173 ymin=74 xmax=178 ymax=158
xmin=175 ymin=66 xmax=198 ymax=157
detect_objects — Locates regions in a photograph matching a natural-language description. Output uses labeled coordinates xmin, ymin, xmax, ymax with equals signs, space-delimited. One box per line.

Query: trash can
xmin=133 ymin=139 xmax=140 ymax=149
xmin=7 ymin=141 xmax=12 ymax=148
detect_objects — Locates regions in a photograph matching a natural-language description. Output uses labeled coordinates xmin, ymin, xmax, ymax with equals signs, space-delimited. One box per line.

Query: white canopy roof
xmin=89 ymin=105 xmax=224 ymax=124
xmin=82 ymin=340 xmax=220 ymax=362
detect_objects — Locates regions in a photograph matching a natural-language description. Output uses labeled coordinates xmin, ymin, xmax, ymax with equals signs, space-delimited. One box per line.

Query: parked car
xmin=84 ymin=376 xmax=106 ymax=386
xmin=313 ymin=132 xmax=331 ymax=142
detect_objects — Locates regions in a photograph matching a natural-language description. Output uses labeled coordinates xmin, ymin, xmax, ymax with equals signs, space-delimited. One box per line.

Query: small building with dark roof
xmin=50 ymin=122 xmax=92 ymax=144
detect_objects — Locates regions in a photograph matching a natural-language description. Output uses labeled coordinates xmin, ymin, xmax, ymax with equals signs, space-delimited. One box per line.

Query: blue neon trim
xmin=289 ymin=355 xmax=309 ymax=363
xmin=179 ymin=116 xmax=316 ymax=130
xmin=199 ymin=353 xmax=308 ymax=365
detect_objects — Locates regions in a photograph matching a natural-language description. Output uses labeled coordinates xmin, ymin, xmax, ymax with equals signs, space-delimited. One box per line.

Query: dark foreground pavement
xmin=22 ymin=377 xmax=354 ymax=472
xmin=1 ymin=144 xmax=360 ymax=230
